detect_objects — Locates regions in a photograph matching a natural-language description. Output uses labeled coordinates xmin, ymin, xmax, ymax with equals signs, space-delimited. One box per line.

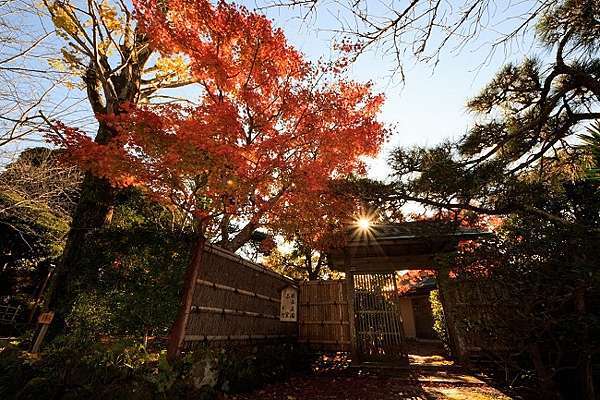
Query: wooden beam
xmin=329 ymin=253 xmax=455 ymax=271
xmin=345 ymin=271 xmax=359 ymax=365
xmin=196 ymin=279 xmax=280 ymax=303
xmin=185 ymin=334 xmax=296 ymax=342
xmin=167 ymin=237 xmax=205 ymax=362
xmin=299 ymin=301 xmax=348 ymax=306
xmin=191 ymin=305 xmax=280 ymax=320
xmin=298 ymin=339 xmax=351 ymax=345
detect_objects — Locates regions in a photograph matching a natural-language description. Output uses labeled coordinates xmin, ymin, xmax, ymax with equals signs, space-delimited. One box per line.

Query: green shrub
xmin=0 ymin=339 xmax=315 ymax=400
xmin=66 ymin=292 xmax=116 ymax=340
xmin=218 ymin=343 xmax=314 ymax=393
xmin=62 ymin=226 xmax=192 ymax=340
xmin=429 ymin=289 xmax=451 ymax=354
xmin=0 ymin=345 xmax=36 ymax=399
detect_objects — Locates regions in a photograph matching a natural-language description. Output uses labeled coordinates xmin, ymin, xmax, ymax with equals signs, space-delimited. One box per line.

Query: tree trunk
xmin=581 ymin=355 xmax=595 ymax=400
xmin=44 ymin=122 xmax=117 ymax=331
xmin=574 ymin=286 xmax=595 ymax=400
xmin=220 ymin=221 xmax=256 ymax=252
xmin=41 ymin=38 xmax=152 ymax=338
xmin=45 ymin=172 xmax=115 ymax=317
xmin=307 ymin=252 xmax=323 ymax=280
xmin=435 ymin=267 xmax=467 ymax=363
xmin=529 ymin=343 xmax=559 ymax=399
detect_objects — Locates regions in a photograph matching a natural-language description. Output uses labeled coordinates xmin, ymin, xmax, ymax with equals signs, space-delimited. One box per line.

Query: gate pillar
xmin=436 ymin=265 xmax=469 ymax=363
xmin=345 ymin=270 xmax=359 ymax=364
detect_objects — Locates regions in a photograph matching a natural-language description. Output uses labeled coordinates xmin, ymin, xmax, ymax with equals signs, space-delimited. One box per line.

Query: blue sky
xmin=4 ymin=0 xmax=544 ymax=179
xmin=241 ymin=1 xmax=542 ymax=179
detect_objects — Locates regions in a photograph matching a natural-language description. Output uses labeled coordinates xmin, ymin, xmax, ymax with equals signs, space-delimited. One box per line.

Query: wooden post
xmin=167 ymin=236 xmax=206 ymax=362
xmin=31 ymin=311 xmax=54 ymax=353
xmin=28 ymin=266 xmax=54 ymax=324
xmin=346 ymin=269 xmax=359 ymax=365
xmin=436 ymin=266 xmax=468 ymax=363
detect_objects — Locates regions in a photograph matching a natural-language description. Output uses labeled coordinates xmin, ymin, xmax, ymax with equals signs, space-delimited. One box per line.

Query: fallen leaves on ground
xmin=226 ymin=374 xmax=512 ymax=400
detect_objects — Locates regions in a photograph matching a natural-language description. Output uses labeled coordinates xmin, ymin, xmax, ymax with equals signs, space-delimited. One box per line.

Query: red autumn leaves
xmin=47 ymin=0 xmax=387 ymax=247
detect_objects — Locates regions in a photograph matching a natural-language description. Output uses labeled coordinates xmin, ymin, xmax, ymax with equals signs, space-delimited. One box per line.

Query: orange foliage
xmin=397 ymin=211 xmax=502 ymax=282
xmin=47 ymin=0 xmax=386 ymax=245
xmin=396 ymin=270 xmax=435 ymax=294
xmin=408 ymin=209 xmax=490 ymax=230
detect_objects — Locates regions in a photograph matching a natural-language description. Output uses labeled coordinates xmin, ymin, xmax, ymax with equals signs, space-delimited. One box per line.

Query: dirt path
xmin=228 ymin=350 xmax=512 ymax=400
xmin=228 ymin=373 xmax=511 ymax=400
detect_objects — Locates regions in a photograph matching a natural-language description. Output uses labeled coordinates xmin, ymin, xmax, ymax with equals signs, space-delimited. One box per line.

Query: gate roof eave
xmin=328 ymin=252 xmax=454 ymax=272
xmin=327 ymin=225 xmax=491 ymax=272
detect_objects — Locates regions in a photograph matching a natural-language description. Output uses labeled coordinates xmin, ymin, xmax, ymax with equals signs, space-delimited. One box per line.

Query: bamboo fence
xmin=439 ymin=276 xmax=511 ymax=356
xmin=182 ymin=244 xmax=298 ymax=350
xmin=297 ymin=280 xmax=351 ymax=351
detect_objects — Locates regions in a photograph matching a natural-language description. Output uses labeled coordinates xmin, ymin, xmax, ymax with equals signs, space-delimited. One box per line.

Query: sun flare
xmin=350 ymin=211 xmax=377 ymax=241
xmin=357 ymin=218 xmax=371 ymax=231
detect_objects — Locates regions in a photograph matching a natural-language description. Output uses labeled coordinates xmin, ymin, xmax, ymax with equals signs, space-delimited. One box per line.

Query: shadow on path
xmin=229 ymin=350 xmax=512 ymax=400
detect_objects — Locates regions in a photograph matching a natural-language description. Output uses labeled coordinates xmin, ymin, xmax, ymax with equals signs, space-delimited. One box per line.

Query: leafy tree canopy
xmin=0 ymin=148 xmax=81 ymax=304
xmin=48 ymin=0 xmax=387 ymax=252
xmin=386 ymin=0 xmax=599 ymax=232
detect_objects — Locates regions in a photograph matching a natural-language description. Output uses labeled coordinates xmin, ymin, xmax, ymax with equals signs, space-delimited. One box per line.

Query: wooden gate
xmin=353 ymin=272 xmax=407 ymax=364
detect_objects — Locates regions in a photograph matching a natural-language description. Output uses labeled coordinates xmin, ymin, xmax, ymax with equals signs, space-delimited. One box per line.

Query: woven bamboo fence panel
xmin=298 ymin=280 xmax=351 ymax=351
xmin=439 ymin=277 xmax=510 ymax=354
xmin=182 ymin=244 xmax=297 ymax=349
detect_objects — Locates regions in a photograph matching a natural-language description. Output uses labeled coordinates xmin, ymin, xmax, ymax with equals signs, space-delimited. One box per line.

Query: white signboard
xmin=280 ymin=286 xmax=298 ymax=322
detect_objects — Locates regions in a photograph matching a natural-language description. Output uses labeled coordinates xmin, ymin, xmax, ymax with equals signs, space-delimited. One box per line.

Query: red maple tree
xmin=47 ymin=0 xmax=387 ymax=252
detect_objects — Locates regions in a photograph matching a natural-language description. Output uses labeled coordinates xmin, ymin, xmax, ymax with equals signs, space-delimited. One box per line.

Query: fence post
xmin=167 ymin=236 xmax=206 ymax=362
xmin=31 ymin=311 xmax=54 ymax=353
xmin=345 ymin=270 xmax=359 ymax=364
xmin=436 ymin=266 xmax=468 ymax=363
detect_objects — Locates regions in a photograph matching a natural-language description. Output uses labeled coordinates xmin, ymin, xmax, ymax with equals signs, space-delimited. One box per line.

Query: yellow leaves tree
xmin=42 ymin=0 xmax=199 ymax=317
xmin=44 ymin=0 xmax=194 ymax=115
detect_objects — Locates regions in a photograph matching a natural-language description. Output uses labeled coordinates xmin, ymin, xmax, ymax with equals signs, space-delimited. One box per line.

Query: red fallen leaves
xmin=227 ymin=374 xmax=507 ymax=400
xmin=47 ymin=0 xmax=387 ymax=246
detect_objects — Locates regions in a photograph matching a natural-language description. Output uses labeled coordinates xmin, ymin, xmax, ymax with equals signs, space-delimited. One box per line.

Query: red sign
xmin=38 ymin=311 xmax=55 ymax=325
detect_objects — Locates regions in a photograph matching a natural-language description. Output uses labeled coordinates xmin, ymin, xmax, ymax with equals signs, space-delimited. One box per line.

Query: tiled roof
xmin=349 ymin=221 xmax=486 ymax=242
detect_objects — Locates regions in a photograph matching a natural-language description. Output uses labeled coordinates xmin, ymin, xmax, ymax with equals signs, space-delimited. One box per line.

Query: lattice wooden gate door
xmin=353 ymin=272 xmax=408 ymax=364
